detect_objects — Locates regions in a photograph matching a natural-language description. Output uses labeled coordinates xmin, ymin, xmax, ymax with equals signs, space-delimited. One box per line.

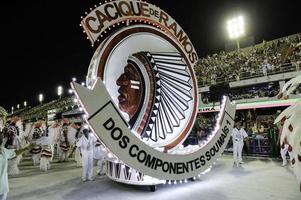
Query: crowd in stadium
xmin=190 ymin=111 xmax=278 ymax=154
xmin=195 ymin=33 xmax=301 ymax=86
xmin=201 ymin=82 xmax=282 ymax=104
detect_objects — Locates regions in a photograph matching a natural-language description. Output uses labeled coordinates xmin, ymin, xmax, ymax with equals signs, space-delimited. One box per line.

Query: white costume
xmin=58 ymin=126 xmax=70 ymax=162
xmin=47 ymin=124 xmax=60 ymax=161
xmin=74 ymin=130 xmax=83 ymax=167
xmin=76 ymin=132 xmax=96 ymax=181
xmin=0 ymin=146 xmax=16 ymax=200
xmin=281 ymin=143 xmax=289 ymax=166
xmin=67 ymin=125 xmax=77 ymax=159
xmin=232 ymin=127 xmax=248 ymax=165
xmin=6 ymin=123 xmax=22 ymax=176
xmin=75 ymin=147 xmax=82 ymax=167
xmin=30 ymin=126 xmax=44 ymax=166
xmin=37 ymin=135 xmax=52 ymax=171
xmin=93 ymin=142 xmax=105 ymax=175
xmin=15 ymin=120 xmax=26 ymax=148
xmin=23 ymin=122 xmax=33 ymax=144
xmin=279 ymin=124 xmax=291 ymax=166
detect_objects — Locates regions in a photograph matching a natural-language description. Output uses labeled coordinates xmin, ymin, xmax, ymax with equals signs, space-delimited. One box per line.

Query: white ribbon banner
xmin=72 ymin=79 xmax=236 ymax=180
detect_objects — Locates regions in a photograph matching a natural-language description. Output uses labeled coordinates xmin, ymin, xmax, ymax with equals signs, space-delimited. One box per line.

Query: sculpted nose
xmin=116 ymin=73 xmax=128 ymax=86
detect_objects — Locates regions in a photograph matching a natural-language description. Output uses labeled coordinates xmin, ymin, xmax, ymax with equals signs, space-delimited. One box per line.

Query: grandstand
xmin=191 ymin=33 xmax=301 ymax=156
xmin=195 ymin=33 xmax=301 ymax=87
xmin=8 ymin=97 xmax=77 ymax=121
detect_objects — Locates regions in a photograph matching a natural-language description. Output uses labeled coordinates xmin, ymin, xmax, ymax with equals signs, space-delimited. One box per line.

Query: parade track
xmin=8 ymin=154 xmax=301 ymax=200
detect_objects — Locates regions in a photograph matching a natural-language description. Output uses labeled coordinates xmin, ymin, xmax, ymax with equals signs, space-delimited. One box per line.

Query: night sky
xmin=1 ymin=0 xmax=300 ymax=111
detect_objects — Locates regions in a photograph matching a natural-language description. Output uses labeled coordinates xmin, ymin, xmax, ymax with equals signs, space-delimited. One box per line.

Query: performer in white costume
xmin=74 ymin=125 xmax=83 ymax=167
xmin=23 ymin=122 xmax=34 ymax=145
xmin=0 ymin=132 xmax=32 ymax=200
xmin=47 ymin=122 xmax=61 ymax=161
xmin=58 ymin=124 xmax=70 ymax=162
xmin=277 ymin=118 xmax=291 ymax=166
xmin=6 ymin=117 xmax=23 ymax=176
xmin=76 ymin=126 xmax=96 ymax=181
xmin=232 ymin=122 xmax=248 ymax=166
xmin=15 ymin=119 xmax=25 ymax=147
xmin=66 ymin=122 xmax=78 ymax=159
xmin=37 ymin=131 xmax=52 ymax=171
xmin=29 ymin=121 xmax=44 ymax=166
xmin=93 ymin=140 xmax=105 ymax=176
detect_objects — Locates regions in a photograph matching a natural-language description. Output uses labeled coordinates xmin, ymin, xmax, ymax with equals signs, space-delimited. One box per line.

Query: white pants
xmin=82 ymin=150 xmax=93 ymax=180
xmin=40 ymin=157 xmax=51 ymax=171
xmin=58 ymin=148 xmax=68 ymax=162
xmin=50 ymin=145 xmax=54 ymax=161
xmin=281 ymin=144 xmax=289 ymax=164
xmin=233 ymin=141 xmax=244 ymax=163
xmin=8 ymin=155 xmax=21 ymax=175
xmin=0 ymin=193 xmax=7 ymax=200
xmin=75 ymin=148 xmax=82 ymax=167
xmin=96 ymin=157 xmax=104 ymax=174
xmin=32 ymin=154 xmax=41 ymax=166
xmin=17 ymin=154 xmax=22 ymax=164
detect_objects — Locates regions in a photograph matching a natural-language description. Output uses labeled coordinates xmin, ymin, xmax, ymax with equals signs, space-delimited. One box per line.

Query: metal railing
xmin=198 ymin=62 xmax=300 ymax=87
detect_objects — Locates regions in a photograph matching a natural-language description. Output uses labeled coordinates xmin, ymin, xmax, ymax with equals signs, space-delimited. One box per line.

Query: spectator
xmin=195 ymin=33 xmax=301 ymax=87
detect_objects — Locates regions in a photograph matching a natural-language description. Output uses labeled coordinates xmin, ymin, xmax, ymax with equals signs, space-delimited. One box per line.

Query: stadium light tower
xmin=227 ymin=15 xmax=245 ymax=52
xmin=38 ymin=94 xmax=44 ymax=104
xmin=57 ymin=86 xmax=63 ymax=99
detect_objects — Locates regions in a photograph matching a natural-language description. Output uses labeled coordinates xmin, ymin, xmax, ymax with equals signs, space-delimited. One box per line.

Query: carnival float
xmin=71 ymin=0 xmax=236 ymax=191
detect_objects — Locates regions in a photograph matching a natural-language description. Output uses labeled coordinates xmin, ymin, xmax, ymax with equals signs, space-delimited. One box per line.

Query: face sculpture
xmin=116 ymin=62 xmax=143 ymax=119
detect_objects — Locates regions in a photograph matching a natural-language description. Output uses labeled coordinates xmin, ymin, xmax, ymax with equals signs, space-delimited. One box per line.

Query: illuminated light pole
xmin=57 ymin=86 xmax=63 ymax=99
xmin=38 ymin=94 xmax=44 ymax=104
xmin=11 ymin=106 xmax=14 ymax=114
xmin=24 ymin=101 xmax=27 ymax=107
xmin=227 ymin=15 xmax=245 ymax=52
xmin=72 ymin=77 xmax=77 ymax=82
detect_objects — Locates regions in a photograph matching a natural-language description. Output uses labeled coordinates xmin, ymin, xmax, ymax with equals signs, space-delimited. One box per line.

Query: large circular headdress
xmin=83 ymin=0 xmax=199 ymax=150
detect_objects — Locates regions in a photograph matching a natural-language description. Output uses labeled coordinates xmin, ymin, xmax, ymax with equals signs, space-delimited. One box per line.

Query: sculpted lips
xmin=118 ymin=88 xmax=127 ymax=104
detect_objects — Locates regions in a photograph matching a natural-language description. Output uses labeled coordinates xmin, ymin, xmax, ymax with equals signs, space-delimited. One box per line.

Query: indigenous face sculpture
xmin=116 ymin=62 xmax=143 ymax=119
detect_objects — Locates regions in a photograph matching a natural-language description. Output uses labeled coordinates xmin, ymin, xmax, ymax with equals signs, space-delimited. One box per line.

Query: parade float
xmin=71 ymin=0 xmax=236 ymax=191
